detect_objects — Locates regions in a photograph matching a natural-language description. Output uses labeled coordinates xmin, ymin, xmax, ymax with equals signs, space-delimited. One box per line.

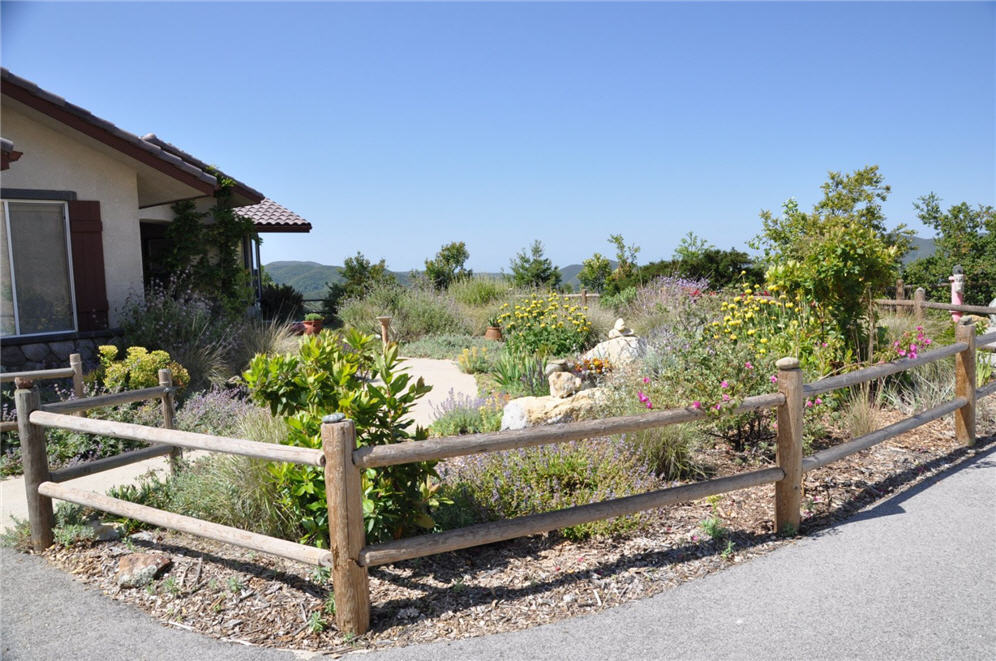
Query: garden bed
xmin=35 ymin=410 xmax=993 ymax=654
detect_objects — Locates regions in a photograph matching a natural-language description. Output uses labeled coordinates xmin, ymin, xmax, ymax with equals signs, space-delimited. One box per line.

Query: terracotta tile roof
xmin=141 ymin=133 xmax=263 ymax=205
xmin=237 ymin=198 xmax=313 ymax=233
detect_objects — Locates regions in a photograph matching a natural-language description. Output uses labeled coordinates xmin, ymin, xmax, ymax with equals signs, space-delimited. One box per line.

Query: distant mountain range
xmin=267 ymin=238 xmax=935 ymax=298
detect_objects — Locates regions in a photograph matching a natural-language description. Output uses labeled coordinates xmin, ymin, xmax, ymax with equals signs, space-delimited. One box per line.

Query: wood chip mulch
xmin=35 ymin=407 xmax=995 ymax=657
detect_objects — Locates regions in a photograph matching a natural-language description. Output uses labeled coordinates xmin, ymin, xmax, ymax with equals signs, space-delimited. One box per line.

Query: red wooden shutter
xmin=68 ymin=201 xmax=109 ymax=331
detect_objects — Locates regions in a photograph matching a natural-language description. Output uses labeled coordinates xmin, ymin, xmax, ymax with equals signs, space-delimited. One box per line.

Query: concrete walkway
xmin=0 ymin=357 xmax=476 ymax=529
xmin=2 ymin=443 xmax=993 ymax=660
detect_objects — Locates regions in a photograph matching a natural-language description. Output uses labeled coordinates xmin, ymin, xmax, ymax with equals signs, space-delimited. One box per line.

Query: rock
xmin=549 ymin=372 xmax=582 ymax=399
xmin=607 ymin=318 xmax=634 ymax=339
xmin=1 ymin=345 xmax=25 ymax=370
xmin=582 ymin=335 xmax=646 ymax=368
xmin=21 ymin=343 xmax=50 ymax=363
xmin=48 ymin=341 xmax=76 ymax=362
xmin=89 ymin=522 xmax=120 ymax=542
xmin=501 ymin=389 xmax=604 ymax=430
xmin=117 ymin=552 xmax=172 ymax=588
xmin=544 ymin=359 xmax=571 ymax=377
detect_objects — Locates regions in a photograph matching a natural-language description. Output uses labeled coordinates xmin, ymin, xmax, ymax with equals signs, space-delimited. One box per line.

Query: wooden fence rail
xmin=12 ymin=323 xmax=996 ymax=636
xmin=1 ymin=354 xmax=85 ymax=433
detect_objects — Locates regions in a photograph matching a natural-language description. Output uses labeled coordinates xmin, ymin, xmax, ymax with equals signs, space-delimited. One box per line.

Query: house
xmin=0 ymin=68 xmax=312 ymax=372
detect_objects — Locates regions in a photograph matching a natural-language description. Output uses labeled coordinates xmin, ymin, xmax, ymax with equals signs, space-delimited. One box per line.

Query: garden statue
xmin=949 ymin=265 xmax=965 ymax=323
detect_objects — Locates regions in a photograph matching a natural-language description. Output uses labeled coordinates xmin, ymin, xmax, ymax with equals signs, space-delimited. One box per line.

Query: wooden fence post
xmin=376 ymin=316 xmax=391 ymax=352
xmin=774 ymin=357 xmax=803 ymax=534
xmin=914 ymin=287 xmax=926 ymax=321
xmin=895 ymin=278 xmax=904 ymax=301
xmin=322 ymin=415 xmax=370 ymax=635
xmin=581 ymin=288 xmax=588 ymax=307
xmin=70 ymin=352 xmax=86 ymax=418
xmin=158 ymin=369 xmax=180 ymax=472
xmin=954 ymin=323 xmax=976 ymax=447
xmin=14 ymin=382 xmax=54 ymax=551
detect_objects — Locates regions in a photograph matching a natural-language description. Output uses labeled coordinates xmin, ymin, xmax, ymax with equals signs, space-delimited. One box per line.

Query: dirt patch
xmin=38 ymin=412 xmax=994 ymax=655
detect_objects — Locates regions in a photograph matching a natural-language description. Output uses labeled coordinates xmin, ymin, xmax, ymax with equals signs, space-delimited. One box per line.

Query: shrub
xmin=456 ymin=346 xmax=493 ymax=374
xmin=260 ymin=282 xmax=304 ymax=320
xmin=97 ymin=345 xmax=189 ymax=392
xmin=448 ymin=276 xmax=514 ymax=307
xmin=429 ymin=390 xmax=504 ymax=437
xmin=496 ymin=293 xmax=593 ymax=358
xmin=402 ymin=334 xmax=494 ymax=360
xmin=118 ymin=275 xmax=240 ymax=390
xmin=244 ymin=328 xmax=439 ymax=544
xmin=441 ymin=439 xmax=661 ymax=540
xmin=492 ymin=350 xmax=549 ymax=397
xmin=620 ymin=275 xmax=713 ymax=337
xmin=174 ymin=387 xmax=258 ymax=437
xmin=338 ymin=283 xmax=471 ymax=343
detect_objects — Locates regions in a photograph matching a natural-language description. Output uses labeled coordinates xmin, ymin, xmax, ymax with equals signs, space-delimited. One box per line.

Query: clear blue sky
xmin=2 ymin=1 xmax=993 ymax=272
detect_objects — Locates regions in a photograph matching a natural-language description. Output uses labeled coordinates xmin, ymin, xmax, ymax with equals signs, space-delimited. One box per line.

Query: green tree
xmin=577 ymin=252 xmax=613 ymax=293
xmin=673 ymin=232 xmax=712 ymax=262
xmin=423 ymin=241 xmax=472 ymax=291
xmin=605 ymin=234 xmax=640 ymax=293
xmin=751 ymin=166 xmax=911 ymax=359
xmin=902 ymin=194 xmax=995 ymax=305
xmin=509 ymin=240 xmax=561 ymax=289
xmin=323 ymin=252 xmax=397 ymax=317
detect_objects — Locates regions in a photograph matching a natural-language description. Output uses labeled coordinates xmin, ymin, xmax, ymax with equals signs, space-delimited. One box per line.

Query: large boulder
xmin=582 ymin=335 xmax=646 ymax=367
xmin=500 ymin=388 xmax=604 ymax=430
xmin=549 ymin=372 xmax=582 ymax=398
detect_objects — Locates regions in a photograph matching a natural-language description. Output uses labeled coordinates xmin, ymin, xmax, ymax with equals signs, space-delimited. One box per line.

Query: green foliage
xmin=751 ymin=166 xmax=911 ymax=358
xmin=165 ymin=180 xmax=258 ymax=316
xmin=599 ymin=286 xmax=638 ymax=312
xmin=244 ymin=329 xmax=439 ymax=544
xmin=456 ymin=346 xmax=493 ymax=374
xmin=699 ymin=495 xmax=728 ymax=539
xmin=902 ymin=194 xmax=995 ymax=305
xmin=402 ymin=334 xmax=494 ymax=360
xmin=577 ymin=253 xmax=613 ymax=293
xmin=260 ymin=282 xmax=304 ymax=320
xmin=97 ymin=345 xmax=189 ymax=392
xmin=322 ymin=252 xmax=398 ymax=318
xmin=495 ymin=293 xmax=594 ymax=358
xmin=429 ymin=394 xmax=504 ymax=437
xmin=338 ymin=283 xmax=472 ymax=342
xmin=442 ymin=439 xmax=662 ymax=540
xmin=636 ymin=233 xmax=762 ymax=289
xmin=448 ymin=276 xmax=513 ymax=307
xmin=491 ymin=350 xmax=549 ymax=397
xmin=606 ymin=234 xmax=640 ymax=292
xmin=508 ymin=240 xmax=561 ymax=289
xmin=118 ymin=275 xmax=239 ymax=390
xmin=424 ymin=241 xmax=472 ymax=291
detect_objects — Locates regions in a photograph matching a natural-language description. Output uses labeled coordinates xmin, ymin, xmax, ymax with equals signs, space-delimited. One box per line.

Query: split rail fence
xmin=11 ymin=324 xmax=996 ymax=636
xmin=0 ymin=353 xmax=84 ymax=431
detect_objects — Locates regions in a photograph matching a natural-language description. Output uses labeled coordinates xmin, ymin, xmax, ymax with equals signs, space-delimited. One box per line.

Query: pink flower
xmin=637 ymin=391 xmax=649 ymax=403
xmin=722 ymin=394 xmax=731 ymax=402
xmin=714 ymin=403 xmax=722 ymax=411
xmin=770 ymin=375 xmax=778 ymax=384
xmin=691 ymin=401 xmax=702 ymax=410
xmin=815 ymin=397 xmax=823 ymax=406
xmin=805 ymin=399 xmax=814 ymax=408
xmin=643 ymin=377 xmax=650 ymax=384
xmin=744 ymin=361 xmax=754 ymax=370
xmin=645 ymin=401 xmax=653 ymax=410
xmin=720 ymin=380 xmax=730 ymax=389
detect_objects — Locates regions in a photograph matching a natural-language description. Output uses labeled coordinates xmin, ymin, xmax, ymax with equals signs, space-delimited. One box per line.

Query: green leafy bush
xmin=456 ymin=346 xmax=493 ymax=374
xmin=495 ymin=293 xmax=593 ymax=358
xmin=338 ymin=283 xmax=471 ymax=343
xmin=98 ymin=345 xmax=189 ymax=392
xmin=244 ymin=328 xmax=439 ymax=544
xmin=429 ymin=391 xmax=504 ymax=437
xmin=492 ymin=350 xmax=549 ymax=397
xmin=449 ymin=276 xmax=514 ymax=307
xmin=441 ymin=439 xmax=661 ymax=540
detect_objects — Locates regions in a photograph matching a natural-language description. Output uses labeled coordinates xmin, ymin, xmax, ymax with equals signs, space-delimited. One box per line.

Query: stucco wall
xmin=1 ymin=105 xmax=143 ymax=327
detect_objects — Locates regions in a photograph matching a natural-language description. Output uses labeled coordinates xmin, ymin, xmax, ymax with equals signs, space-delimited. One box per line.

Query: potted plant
xmin=484 ymin=313 xmax=502 ymax=341
xmin=302 ymin=312 xmax=324 ymax=335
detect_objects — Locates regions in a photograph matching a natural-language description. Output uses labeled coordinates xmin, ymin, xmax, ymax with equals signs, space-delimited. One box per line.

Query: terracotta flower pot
xmin=303 ymin=320 xmax=323 ymax=335
xmin=484 ymin=326 xmax=502 ymax=341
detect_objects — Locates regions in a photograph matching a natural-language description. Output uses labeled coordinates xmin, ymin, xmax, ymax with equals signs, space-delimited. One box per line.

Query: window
xmin=1 ymin=200 xmax=77 ymax=336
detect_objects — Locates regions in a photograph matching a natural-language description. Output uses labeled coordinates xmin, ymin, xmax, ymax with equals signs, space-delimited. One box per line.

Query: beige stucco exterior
xmin=1 ymin=104 xmax=207 ymax=326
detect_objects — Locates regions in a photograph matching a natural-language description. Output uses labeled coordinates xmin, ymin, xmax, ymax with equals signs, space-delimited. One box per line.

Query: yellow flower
xmin=760 ymin=337 xmax=768 ymax=344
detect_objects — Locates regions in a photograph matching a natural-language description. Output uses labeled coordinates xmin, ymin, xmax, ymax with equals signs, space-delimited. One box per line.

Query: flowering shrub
xmin=573 ymin=357 xmax=612 ymax=384
xmin=429 ymin=390 xmax=505 ymax=436
xmin=879 ymin=326 xmax=932 ymax=362
xmin=98 ymin=345 xmax=189 ymax=392
xmin=175 ymin=387 xmax=258 ymax=437
xmin=441 ymin=439 xmax=661 ymax=540
xmin=456 ymin=346 xmax=492 ymax=374
xmin=496 ymin=293 xmax=593 ymax=358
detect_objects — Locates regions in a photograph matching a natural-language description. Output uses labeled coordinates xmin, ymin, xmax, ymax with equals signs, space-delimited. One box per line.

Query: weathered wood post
xmin=895 ymin=278 xmax=905 ymax=302
xmin=69 ymin=352 xmax=84 ymax=400
xmin=322 ymin=414 xmax=370 ymax=635
xmin=14 ymin=380 xmax=54 ymax=551
xmin=774 ymin=357 xmax=803 ymax=535
xmin=954 ymin=322 xmax=976 ymax=447
xmin=581 ymin=288 xmax=588 ymax=307
xmin=158 ymin=368 xmax=180 ymax=472
xmin=914 ymin=287 xmax=926 ymax=322
xmin=376 ymin=316 xmax=392 ymax=352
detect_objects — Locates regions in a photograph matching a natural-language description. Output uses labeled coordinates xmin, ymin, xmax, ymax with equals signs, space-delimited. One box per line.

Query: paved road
xmin=3 ymin=444 xmax=993 ymax=660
